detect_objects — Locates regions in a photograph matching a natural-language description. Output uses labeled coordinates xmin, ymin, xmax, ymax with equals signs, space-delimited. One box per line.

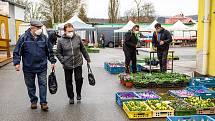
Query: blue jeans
xmin=24 ymin=70 xmax=47 ymax=104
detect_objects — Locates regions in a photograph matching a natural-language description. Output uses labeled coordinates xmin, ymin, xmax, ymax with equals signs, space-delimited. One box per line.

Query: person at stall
xmin=100 ymin=33 xmax=105 ymax=48
xmin=123 ymin=25 xmax=140 ymax=74
xmin=56 ymin=23 xmax=91 ymax=104
xmin=152 ymin=23 xmax=172 ymax=72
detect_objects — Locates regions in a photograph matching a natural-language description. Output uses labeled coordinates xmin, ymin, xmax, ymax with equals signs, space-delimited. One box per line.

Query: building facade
xmin=197 ymin=0 xmax=215 ymax=76
xmin=0 ymin=0 xmax=25 ymax=45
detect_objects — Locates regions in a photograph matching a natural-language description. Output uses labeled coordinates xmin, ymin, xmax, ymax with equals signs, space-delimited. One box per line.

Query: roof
xmin=114 ymin=20 xmax=135 ymax=33
xmin=57 ymin=15 xmax=95 ymax=31
xmin=2 ymin=0 xmax=26 ymax=9
xmin=167 ymin=20 xmax=190 ymax=31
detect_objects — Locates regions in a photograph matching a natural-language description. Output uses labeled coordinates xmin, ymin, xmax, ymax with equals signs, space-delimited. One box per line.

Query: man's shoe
xmin=31 ymin=103 xmax=37 ymax=109
xmin=77 ymin=95 xmax=81 ymax=101
xmin=69 ymin=98 xmax=74 ymax=104
xmin=41 ymin=103 xmax=49 ymax=111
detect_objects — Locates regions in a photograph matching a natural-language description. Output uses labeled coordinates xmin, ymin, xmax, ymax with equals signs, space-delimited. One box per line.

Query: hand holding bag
xmin=48 ymin=69 xmax=58 ymax=94
xmin=87 ymin=63 xmax=95 ymax=86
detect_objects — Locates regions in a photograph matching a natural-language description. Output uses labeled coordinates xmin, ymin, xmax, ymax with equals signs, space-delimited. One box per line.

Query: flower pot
xmin=120 ymin=80 xmax=126 ymax=85
xmin=125 ymin=82 xmax=133 ymax=88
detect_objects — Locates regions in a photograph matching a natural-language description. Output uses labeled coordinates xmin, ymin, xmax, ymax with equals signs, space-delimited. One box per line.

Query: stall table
xmin=137 ymin=48 xmax=174 ymax=73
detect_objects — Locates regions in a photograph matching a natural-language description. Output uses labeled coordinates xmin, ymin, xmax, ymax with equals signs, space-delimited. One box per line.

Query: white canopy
xmin=188 ymin=24 xmax=198 ymax=31
xmin=65 ymin=15 xmax=85 ymax=24
xmin=168 ymin=20 xmax=190 ymax=31
xmin=114 ymin=20 xmax=135 ymax=33
xmin=140 ymin=20 xmax=158 ymax=31
xmin=57 ymin=15 xmax=95 ymax=31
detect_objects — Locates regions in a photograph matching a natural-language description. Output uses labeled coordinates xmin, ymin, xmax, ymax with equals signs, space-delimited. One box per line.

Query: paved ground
xmin=0 ymin=47 xmax=196 ymax=121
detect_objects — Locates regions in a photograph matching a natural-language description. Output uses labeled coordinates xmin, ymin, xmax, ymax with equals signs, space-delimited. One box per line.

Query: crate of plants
xmin=115 ymin=92 xmax=140 ymax=107
xmin=135 ymin=90 xmax=161 ymax=101
xmin=184 ymin=97 xmax=215 ymax=115
xmin=168 ymin=89 xmax=195 ymax=99
xmin=189 ymin=77 xmax=215 ymax=88
xmin=145 ymin=100 xmax=174 ymax=117
xmin=144 ymin=57 xmax=159 ymax=66
xmin=167 ymin=115 xmax=215 ymax=121
xmin=86 ymin=47 xmax=100 ymax=53
xmin=132 ymin=73 xmax=143 ymax=89
xmin=186 ymin=86 xmax=215 ymax=99
xmin=167 ymin=55 xmax=180 ymax=60
xmin=123 ymin=101 xmax=153 ymax=119
xmin=106 ymin=62 xmax=125 ymax=74
xmin=169 ymin=100 xmax=196 ymax=116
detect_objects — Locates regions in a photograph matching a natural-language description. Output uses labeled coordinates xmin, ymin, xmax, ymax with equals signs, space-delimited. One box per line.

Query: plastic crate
xmin=146 ymin=100 xmax=174 ymax=117
xmin=108 ymin=66 xmax=125 ymax=74
xmin=167 ymin=115 xmax=215 ymax=121
xmin=196 ymin=107 xmax=215 ymax=115
xmin=151 ymin=106 xmax=174 ymax=118
xmin=186 ymin=86 xmax=215 ymax=99
xmin=174 ymin=110 xmax=196 ymax=116
xmin=189 ymin=77 xmax=215 ymax=88
xmin=135 ymin=91 xmax=161 ymax=101
xmin=115 ymin=92 xmax=140 ymax=107
xmin=122 ymin=102 xmax=153 ymax=119
xmin=169 ymin=90 xmax=195 ymax=99
xmin=174 ymin=81 xmax=188 ymax=87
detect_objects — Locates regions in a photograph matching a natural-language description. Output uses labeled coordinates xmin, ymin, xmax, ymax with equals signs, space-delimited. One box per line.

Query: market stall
xmin=137 ymin=48 xmax=174 ymax=73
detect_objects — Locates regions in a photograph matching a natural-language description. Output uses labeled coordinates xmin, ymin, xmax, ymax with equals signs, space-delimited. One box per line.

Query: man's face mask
xmin=35 ymin=28 xmax=43 ymax=35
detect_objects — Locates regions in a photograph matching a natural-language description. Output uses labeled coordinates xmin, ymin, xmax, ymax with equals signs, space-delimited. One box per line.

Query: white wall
xmin=8 ymin=4 xmax=16 ymax=45
xmin=15 ymin=6 xmax=25 ymax=21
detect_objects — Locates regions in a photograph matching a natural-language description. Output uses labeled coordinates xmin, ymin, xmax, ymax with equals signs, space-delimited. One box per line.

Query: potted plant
xmin=124 ymin=75 xmax=134 ymax=88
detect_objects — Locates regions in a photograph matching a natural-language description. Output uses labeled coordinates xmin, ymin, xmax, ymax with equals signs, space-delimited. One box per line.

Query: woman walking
xmin=56 ymin=23 xmax=91 ymax=104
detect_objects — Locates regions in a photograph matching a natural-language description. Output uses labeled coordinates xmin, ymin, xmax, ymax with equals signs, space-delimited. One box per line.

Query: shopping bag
xmin=48 ymin=69 xmax=58 ymax=94
xmin=87 ymin=63 xmax=95 ymax=86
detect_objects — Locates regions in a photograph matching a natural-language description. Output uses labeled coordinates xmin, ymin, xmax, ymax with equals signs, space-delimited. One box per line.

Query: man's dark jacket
xmin=152 ymin=28 xmax=172 ymax=51
xmin=123 ymin=30 xmax=137 ymax=51
xmin=13 ymin=28 xmax=57 ymax=72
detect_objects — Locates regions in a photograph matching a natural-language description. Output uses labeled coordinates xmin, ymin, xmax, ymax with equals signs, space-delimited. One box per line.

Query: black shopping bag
xmin=48 ymin=69 xmax=58 ymax=94
xmin=87 ymin=63 xmax=95 ymax=86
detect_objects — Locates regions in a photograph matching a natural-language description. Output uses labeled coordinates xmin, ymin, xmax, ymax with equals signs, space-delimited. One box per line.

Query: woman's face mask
xmin=67 ymin=32 xmax=74 ymax=38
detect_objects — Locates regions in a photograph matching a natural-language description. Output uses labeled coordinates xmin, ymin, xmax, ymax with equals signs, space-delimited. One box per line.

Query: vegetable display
xmin=146 ymin=100 xmax=174 ymax=110
xmin=124 ymin=101 xmax=150 ymax=111
xmin=136 ymin=91 xmax=160 ymax=99
xmin=184 ymin=97 xmax=215 ymax=108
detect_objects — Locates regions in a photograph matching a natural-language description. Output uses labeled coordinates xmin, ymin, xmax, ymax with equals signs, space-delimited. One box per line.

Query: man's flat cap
xmin=30 ymin=20 xmax=43 ymax=27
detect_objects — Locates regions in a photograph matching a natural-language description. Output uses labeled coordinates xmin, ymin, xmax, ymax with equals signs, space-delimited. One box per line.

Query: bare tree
xmin=78 ymin=4 xmax=88 ymax=22
xmin=14 ymin=0 xmax=44 ymax=21
xmin=134 ymin=0 xmax=142 ymax=23
xmin=108 ymin=0 xmax=120 ymax=23
xmin=40 ymin=0 xmax=80 ymax=27
xmin=141 ymin=2 xmax=155 ymax=18
xmin=124 ymin=1 xmax=155 ymax=23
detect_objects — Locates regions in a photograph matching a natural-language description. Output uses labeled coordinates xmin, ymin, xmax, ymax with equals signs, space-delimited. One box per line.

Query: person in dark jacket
xmin=13 ymin=20 xmax=56 ymax=111
xmin=56 ymin=23 xmax=90 ymax=104
xmin=100 ymin=33 xmax=105 ymax=48
xmin=123 ymin=25 xmax=140 ymax=74
xmin=48 ymin=31 xmax=61 ymax=46
xmin=152 ymin=23 xmax=172 ymax=72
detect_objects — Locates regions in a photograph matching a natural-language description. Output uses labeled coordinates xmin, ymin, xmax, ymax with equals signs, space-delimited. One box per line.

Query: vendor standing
xmin=123 ymin=25 xmax=140 ymax=74
xmin=152 ymin=23 xmax=172 ymax=72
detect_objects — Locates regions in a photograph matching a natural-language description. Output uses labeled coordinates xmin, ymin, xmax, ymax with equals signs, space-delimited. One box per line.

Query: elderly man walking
xmin=13 ymin=20 xmax=56 ymax=111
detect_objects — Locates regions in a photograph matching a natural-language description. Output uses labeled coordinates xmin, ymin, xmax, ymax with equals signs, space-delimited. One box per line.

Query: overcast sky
xmin=85 ymin=0 xmax=198 ymax=18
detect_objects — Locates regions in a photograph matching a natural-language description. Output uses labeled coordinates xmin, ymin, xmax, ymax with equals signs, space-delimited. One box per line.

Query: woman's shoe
xmin=77 ymin=95 xmax=81 ymax=101
xmin=69 ymin=98 xmax=74 ymax=104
